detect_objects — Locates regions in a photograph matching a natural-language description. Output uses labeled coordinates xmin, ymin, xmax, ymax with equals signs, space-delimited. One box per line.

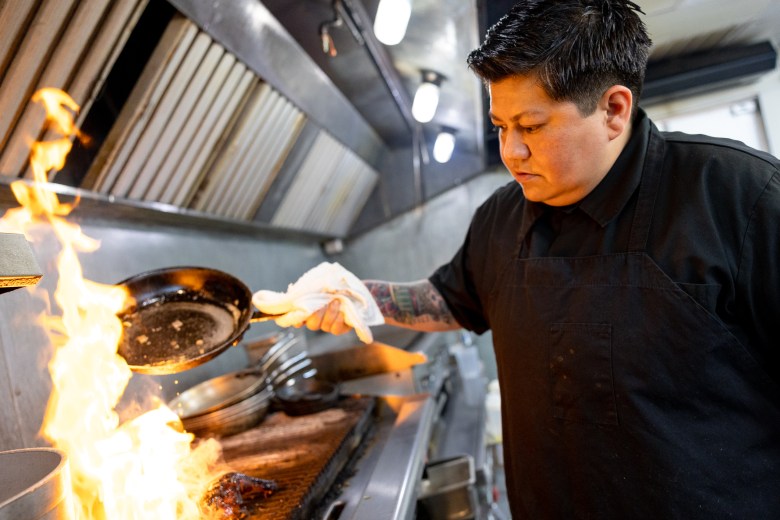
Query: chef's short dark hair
xmin=467 ymin=0 xmax=651 ymax=117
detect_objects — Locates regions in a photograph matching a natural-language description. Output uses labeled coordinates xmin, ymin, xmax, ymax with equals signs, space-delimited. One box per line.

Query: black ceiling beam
xmin=642 ymin=40 xmax=777 ymax=105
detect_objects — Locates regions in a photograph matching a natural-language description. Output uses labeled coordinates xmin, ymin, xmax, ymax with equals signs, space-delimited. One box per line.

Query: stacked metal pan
xmin=254 ymin=331 xmax=316 ymax=390
xmin=168 ymin=330 xmax=316 ymax=437
xmin=168 ymin=368 xmax=272 ymax=437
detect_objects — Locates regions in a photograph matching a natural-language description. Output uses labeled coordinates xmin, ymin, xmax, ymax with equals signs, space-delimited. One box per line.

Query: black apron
xmin=490 ymin=130 xmax=780 ymax=519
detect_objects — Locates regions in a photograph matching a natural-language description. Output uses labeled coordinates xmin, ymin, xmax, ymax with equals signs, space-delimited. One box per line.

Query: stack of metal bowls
xmin=168 ymin=369 xmax=272 ymax=437
xmin=243 ymin=330 xmax=292 ymax=366
xmin=255 ymin=331 xmax=316 ymax=390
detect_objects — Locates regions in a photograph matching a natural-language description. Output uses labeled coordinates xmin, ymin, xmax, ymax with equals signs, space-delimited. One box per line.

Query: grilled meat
xmin=201 ymin=471 xmax=278 ymax=518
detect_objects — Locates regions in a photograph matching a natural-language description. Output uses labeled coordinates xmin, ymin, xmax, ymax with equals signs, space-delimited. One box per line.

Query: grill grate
xmin=215 ymin=397 xmax=375 ymax=520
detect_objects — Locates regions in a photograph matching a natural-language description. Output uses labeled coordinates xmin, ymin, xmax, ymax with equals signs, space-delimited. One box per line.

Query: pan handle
xmin=250 ymin=310 xmax=284 ymax=323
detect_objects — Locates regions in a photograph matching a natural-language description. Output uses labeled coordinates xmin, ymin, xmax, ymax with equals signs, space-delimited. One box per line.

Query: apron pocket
xmin=549 ymin=323 xmax=618 ymax=425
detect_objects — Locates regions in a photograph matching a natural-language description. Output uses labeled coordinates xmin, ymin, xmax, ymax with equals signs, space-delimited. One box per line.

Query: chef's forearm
xmin=363 ymin=279 xmax=461 ymax=332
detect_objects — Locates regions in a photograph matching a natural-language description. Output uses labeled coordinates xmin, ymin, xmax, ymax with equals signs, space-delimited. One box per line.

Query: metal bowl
xmin=180 ymin=386 xmax=273 ymax=437
xmin=256 ymin=332 xmax=316 ymax=390
xmin=274 ymin=377 xmax=340 ymax=416
xmin=0 ymin=448 xmax=73 ymax=520
xmin=243 ymin=330 xmax=292 ymax=366
xmin=168 ymin=369 xmax=272 ymax=437
xmin=168 ymin=369 xmax=266 ymax=419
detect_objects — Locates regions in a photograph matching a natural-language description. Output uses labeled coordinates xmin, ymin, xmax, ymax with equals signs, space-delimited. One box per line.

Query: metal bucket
xmin=0 ymin=448 xmax=73 ymax=520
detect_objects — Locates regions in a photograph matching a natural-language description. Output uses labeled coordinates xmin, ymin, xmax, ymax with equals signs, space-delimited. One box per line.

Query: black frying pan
xmin=115 ymin=266 xmax=279 ymax=375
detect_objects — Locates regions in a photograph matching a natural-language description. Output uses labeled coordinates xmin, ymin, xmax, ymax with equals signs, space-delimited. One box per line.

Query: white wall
xmin=645 ymin=69 xmax=780 ymax=156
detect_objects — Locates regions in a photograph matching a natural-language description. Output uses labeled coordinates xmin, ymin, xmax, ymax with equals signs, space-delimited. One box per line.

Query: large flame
xmin=1 ymin=89 xmax=223 ymax=519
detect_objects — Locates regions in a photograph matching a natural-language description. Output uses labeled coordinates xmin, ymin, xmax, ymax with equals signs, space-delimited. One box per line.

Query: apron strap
xmin=628 ymin=128 xmax=665 ymax=252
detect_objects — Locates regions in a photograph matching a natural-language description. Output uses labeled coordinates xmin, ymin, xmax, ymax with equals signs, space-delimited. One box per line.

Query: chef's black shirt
xmin=430 ymin=108 xmax=780 ymax=379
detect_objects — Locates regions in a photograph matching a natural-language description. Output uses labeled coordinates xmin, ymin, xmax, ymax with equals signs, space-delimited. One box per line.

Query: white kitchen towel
xmin=252 ymin=262 xmax=384 ymax=343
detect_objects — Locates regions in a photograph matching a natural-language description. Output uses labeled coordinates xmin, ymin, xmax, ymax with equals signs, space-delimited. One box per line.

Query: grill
xmin=216 ymin=397 xmax=375 ymax=519
xmin=200 ymin=332 xmax=467 ymax=520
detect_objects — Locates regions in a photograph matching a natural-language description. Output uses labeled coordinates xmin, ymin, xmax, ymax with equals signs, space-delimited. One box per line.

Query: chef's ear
xmin=602 ymin=85 xmax=632 ymax=140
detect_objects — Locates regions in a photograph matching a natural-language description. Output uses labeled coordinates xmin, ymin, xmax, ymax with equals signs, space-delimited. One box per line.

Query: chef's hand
xmin=301 ymin=299 xmax=353 ymax=336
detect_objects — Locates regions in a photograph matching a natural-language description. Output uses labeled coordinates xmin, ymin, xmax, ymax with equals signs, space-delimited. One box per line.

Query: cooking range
xmin=216 ymin=396 xmax=375 ymax=519
xmin=198 ymin=331 xmax=491 ymax=520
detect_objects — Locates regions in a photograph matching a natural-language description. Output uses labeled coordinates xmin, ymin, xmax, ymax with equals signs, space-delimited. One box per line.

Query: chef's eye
xmin=490 ymin=124 xmax=505 ymax=134
xmin=523 ymin=125 xmax=541 ymax=134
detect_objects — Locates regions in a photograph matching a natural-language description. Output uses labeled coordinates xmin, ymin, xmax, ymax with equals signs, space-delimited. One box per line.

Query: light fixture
xmin=373 ymin=0 xmax=412 ymax=46
xmin=412 ymin=70 xmax=445 ymax=123
xmin=433 ymin=127 xmax=456 ymax=163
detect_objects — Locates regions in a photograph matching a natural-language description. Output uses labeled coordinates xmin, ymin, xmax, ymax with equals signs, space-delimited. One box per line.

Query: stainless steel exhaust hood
xmin=0 ymin=0 xmax=386 ymax=239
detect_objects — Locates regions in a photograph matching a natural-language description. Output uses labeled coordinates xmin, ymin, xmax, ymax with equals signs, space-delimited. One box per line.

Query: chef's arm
xmin=363 ymin=279 xmax=462 ymax=332
xmin=303 ymin=279 xmax=462 ymax=335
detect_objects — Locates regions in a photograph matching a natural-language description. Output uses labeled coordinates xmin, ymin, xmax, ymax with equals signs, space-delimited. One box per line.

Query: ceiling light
xmin=433 ymin=128 xmax=456 ymax=163
xmin=373 ymin=0 xmax=412 ymax=46
xmin=412 ymin=70 xmax=444 ymax=123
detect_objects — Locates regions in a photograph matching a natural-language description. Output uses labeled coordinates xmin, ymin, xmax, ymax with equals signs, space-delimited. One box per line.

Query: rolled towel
xmin=252 ymin=262 xmax=384 ymax=343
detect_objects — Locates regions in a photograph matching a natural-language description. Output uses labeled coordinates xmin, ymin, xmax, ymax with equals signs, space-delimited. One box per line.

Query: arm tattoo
xmin=364 ymin=280 xmax=457 ymax=328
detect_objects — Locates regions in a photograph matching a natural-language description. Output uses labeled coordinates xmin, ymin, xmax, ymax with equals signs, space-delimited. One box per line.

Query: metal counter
xmin=317 ymin=334 xmax=497 ymax=520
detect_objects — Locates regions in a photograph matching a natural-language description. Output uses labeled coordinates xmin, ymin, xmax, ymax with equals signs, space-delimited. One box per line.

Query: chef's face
xmin=489 ymin=74 xmax=618 ymax=206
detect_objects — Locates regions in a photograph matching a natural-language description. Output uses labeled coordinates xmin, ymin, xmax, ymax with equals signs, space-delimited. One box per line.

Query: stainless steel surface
xmin=320 ymin=333 xmax=497 ymax=520
xmin=311 ymin=333 xmax=452 ymax=519
xmin=429 ymin=370 xmax=492 ymax=519
xmin=0 ymin=448 xmax=73 ymax=520
xmin=269 ymin=128 xmax=379 ymax=235
xmin=418 ymin=455 xmax=478 ymax=520
xmin=0 ymin=233 xmax=42 ymax=292
xmin=309 ymin=342 xmax=428 ymax=382
xmin=339 ymin=368 xmax=420 ymax=396
xmin=167 ymin=0 xmax=386 ymax=167
xmin=338 ymin=0 xmax=416 ymax=130
xmin=337 ymin=395 xmax=439 ymax=520
xmin=259 ymin=0 xmax=487 ymax=228
xmin=81 ymin=10 xmax=380 ymax=237
xmin=0 ymin=180 xmax=331 ymax=242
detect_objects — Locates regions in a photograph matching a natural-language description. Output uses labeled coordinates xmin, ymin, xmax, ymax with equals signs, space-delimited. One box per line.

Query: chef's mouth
xmin=512 ymin=171 xmax=538 ymax=182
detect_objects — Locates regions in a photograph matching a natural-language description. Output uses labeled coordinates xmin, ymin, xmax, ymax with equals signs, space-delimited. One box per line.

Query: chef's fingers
xmin=328 ymin=316 xmax=352 ymax=336
xmin=304 ymin=301 xmax=340 ymax=332
xmin=322 ymin=300 xmax=352 ymax=335
xmin=304 ymin=306 xmax=326 ymax=331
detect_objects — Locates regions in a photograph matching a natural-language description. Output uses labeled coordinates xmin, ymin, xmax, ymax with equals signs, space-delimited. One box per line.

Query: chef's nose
xmin=502 ymin=131 xmax=531 ymax=161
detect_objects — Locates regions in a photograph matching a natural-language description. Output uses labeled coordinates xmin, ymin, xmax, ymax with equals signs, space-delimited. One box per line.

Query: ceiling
xmin=261 ymin=0 xmax=780 ymax=172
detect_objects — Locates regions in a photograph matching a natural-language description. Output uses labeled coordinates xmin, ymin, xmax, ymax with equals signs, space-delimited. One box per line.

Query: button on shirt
xmin=430 ymin=108 xmax=780 ymax=379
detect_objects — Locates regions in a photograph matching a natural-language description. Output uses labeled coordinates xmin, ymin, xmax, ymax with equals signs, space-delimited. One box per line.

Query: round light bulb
xmin=412 ymin=82 xmax=440 ymax=123
xmin=373 ymin=0 xmax=412 ymax=46
xmin=433 ymin=131 xmax=456 ymax=163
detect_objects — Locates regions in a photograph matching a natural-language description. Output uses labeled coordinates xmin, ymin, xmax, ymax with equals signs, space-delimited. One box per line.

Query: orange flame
xmin=1 ymin=89 xmax=223 ymax=519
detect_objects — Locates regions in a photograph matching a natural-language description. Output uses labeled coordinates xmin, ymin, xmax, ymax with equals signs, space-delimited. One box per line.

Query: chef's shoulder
xmin=661 ymin=131 xmax=779 ymax=212
xmin=662 ymin=131 xmax=778 ymax=185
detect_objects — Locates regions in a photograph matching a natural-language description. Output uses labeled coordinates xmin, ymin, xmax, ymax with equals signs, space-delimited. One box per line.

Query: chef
xmin=256 ymin=0 xmax=780 ymax=517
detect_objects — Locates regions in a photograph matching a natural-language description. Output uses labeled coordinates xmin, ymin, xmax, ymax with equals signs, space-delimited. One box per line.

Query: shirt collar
xmin=577 ymin=109 xmax=651 ymax=227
